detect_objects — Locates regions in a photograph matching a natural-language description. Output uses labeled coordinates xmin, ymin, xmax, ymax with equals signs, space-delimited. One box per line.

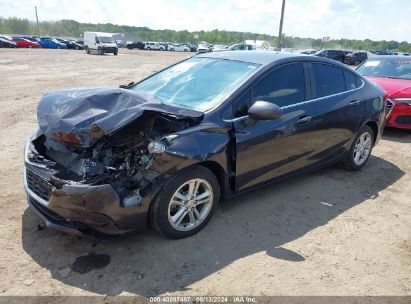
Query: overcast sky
xmin=1 ymin=0 xmax=410 ymax=42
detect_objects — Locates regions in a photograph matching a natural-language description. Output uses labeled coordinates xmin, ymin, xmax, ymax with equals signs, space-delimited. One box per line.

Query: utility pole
xmin=35 ymin=6 xmax=40 ymax=36
xmin=278 ymin=0 xmax=286 ymax=50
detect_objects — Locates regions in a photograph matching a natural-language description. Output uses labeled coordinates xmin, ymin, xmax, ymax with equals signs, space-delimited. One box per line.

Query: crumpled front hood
xmin=37 ymin=87 xmax=203 ymax=148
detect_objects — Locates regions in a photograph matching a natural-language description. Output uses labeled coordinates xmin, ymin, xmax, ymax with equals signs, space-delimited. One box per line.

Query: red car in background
xmin=357 ymin=56 xmax=411 ymax=129
xmin=11 ymin=37 xmax=41 ymax=48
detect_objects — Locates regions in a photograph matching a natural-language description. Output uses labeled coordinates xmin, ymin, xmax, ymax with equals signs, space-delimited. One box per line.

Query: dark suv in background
xmin=344 ymin=51 xmax=369 ymax=65
xmin=314 ymin=49 xmax=349 ymax=62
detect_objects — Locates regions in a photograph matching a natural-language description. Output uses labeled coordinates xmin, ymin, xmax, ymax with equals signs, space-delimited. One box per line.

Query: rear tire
xmin=85 ymin=47 xmax=90 ymax=54
xmin=113 ymin=51 xmax=118 ymax=56
xmin=340 ymin=125 xmax=374 ymax=171
xmin=150 ymin=166 xmax=220 ymax=239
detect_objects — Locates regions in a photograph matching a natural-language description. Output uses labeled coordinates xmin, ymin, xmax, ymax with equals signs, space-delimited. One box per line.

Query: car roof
xmin=196 ymin=50 xmax=348 ymax=67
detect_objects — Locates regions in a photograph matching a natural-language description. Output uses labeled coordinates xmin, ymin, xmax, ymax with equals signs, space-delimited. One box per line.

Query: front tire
xmin=341 ymin=125 xmax=374 ymax=171
xmin=150 ymin=166 xmax=220 ymax=239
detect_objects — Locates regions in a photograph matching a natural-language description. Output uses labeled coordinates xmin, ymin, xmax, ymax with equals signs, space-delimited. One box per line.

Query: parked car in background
xmin=196 ymin=44 xmax=210 ymax=54
xmin=357 ymin=56 xmax=411 ymax=129
xmin=344 ymin=51 xmax=371 ymax=65
xmin=84 ymin=32 xmax=118 ymax=55
xmin=144 ymin=42 xmax=164 ymax=51
xmin=281 ymin=48 xmax=299 ymax=53
xmin=37 ymin=38 xmax=67 ymax=49
xmin=0 ymin=37 xmax=17 ymax=48
xmin=301 ymin=49 xmax=317 ymax=55
xmin=20 ymin=36 xmax=38 ymax=42
xmin=56 ymin=38 xmax=84 ymax=50
xmin=228 ymin=43 xmax=254 ymax=51
xmin=185 ymin=43 xmax=197 ymax=52
xmin=11 ymin=37 xmax=41 ymax=48
xmin=159 ymin=42 xmax=171 ymax=50
xmin=212 ymin=45 xmax=228 ymax=52
xmin=168 ymin=43 xmax=190 ymax=52
xmin=115 ymin=40 xmax=126 ymax=48
xmin=314 ymin=49 xmax=347 ymax=62
xmin=370 ymin=50 xmax=392 ymax=55
xmin=24 ymin=52 xmax=385 ymax=239
xmin=126 ymin=41 xmax=145 ymax=50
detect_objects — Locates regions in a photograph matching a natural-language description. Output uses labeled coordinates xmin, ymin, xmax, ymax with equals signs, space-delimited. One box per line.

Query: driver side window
xmin=252 ymin=63 xmax=305 ymax=107
xmin=232 ymin=63 xmax=306 ymax=118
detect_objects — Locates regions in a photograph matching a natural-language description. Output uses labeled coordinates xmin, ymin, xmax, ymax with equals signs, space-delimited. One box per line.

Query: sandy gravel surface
xmin=0 ymin=49 xmax=409 ymax=298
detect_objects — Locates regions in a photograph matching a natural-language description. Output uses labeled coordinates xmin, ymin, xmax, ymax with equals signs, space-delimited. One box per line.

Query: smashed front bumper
xmin=23 ymin=141 xmax=150 ymax=236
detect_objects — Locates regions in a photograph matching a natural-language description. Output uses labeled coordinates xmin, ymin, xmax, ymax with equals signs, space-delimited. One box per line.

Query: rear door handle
xmin=350 ymin=100 xmax=361 ymax=106
xmin=295 ymin=115 xmax=311 ymax=125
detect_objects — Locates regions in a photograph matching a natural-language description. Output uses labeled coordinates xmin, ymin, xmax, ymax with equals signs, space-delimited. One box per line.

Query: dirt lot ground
xmin=0 ymin=49 xmax=410 ymax=299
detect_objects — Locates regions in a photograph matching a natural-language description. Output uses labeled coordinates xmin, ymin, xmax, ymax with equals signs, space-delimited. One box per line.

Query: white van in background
xmin=84 ymin=32 xmax=118 ymax=55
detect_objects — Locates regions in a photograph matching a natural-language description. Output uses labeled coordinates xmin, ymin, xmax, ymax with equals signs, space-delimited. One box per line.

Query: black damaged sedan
xmin=24 ymin=52 xmax=386 ymax=239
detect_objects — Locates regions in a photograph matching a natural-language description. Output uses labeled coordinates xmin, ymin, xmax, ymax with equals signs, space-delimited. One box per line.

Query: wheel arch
xmin=197 ymin=161 xmax=229 ymax=199
xmin=364 ymin=120 xmax=379 ymax=146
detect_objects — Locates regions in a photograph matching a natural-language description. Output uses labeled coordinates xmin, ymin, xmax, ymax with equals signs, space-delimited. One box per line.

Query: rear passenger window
xmin=344 ymin=70 xmax=356 ymax=90
xmin=253 ymin=63 xmax=305 ymax=107
xmin=344 ymin=70 xmax=362 ymax=90
xmin=355 ymin=76 xmax=363 ymax=88
xmin=312 ymin=63 xmax=345 ymax=97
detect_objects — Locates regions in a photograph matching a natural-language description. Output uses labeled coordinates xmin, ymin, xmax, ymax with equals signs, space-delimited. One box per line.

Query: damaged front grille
xmin=26 ymin=169 xmax=52 ymax=201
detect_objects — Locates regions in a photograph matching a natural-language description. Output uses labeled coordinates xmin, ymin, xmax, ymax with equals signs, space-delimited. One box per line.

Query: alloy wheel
xmin=353 ymin=131 xmax=372 ymax=166
xmin=167 ymin=178 xmax=214 ymax=231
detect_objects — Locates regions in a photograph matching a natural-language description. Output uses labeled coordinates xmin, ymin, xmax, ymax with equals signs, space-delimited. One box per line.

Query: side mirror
xmin=248 ymin=100 xmax=282 ymax=120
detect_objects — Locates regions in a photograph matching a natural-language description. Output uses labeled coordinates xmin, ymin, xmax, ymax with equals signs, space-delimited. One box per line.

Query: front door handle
xmin=295 ymin=115 xmax=311 ymax=125
xmin=350 ymin=100 xmax=361 ymax=106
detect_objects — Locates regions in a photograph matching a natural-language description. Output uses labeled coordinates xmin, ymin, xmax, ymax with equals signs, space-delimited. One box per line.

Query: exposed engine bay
xmin=29 ymin=111 xmax=201 ymax=208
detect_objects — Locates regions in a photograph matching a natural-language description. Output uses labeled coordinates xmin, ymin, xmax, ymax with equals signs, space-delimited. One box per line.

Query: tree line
xmin=1 ymin=17 xmax=410 ymax=52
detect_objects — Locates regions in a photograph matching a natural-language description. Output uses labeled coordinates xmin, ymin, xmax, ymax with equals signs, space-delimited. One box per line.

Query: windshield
xmin=131 ymin=57 xmax=260 ymax=111
xmin=99 ymin=36 xmax=113 ymax=43
xmin=357 ymin=59 xmax=411 ymax=80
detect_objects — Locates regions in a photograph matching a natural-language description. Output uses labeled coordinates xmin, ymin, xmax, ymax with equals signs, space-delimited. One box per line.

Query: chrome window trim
xmin=223 ymin=78 xmax=365 ymax=122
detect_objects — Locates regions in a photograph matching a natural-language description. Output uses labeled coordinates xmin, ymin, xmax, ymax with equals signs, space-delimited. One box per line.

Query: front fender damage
xmin=27 ymin=88 xmax=212 ymax=234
